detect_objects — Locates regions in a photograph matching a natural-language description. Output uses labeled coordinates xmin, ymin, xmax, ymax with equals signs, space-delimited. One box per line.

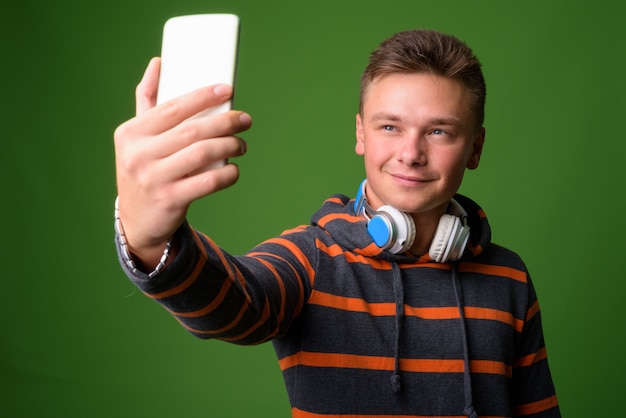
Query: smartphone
xmin=156 ymin=14 xmax=240 ymax=116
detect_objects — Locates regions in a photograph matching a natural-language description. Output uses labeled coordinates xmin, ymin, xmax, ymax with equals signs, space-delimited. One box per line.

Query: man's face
xmin=355 ymin=72 xmax=484 ymax=219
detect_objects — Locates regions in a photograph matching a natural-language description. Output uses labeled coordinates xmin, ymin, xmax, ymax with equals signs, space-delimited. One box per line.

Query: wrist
xmin=114 ymin=196 xmax=173 ymax=278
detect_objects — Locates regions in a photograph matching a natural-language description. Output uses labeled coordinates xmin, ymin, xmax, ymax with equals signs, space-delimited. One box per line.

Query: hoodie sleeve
xmin=510 ymin=273 xmax=561 ymax=417
xmin=116 ymin=221 xmax=316 ymax=345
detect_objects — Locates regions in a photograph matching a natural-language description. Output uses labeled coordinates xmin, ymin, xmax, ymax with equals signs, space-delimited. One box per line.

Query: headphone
xmin=354 ymin=180 xmax=470 ymax=262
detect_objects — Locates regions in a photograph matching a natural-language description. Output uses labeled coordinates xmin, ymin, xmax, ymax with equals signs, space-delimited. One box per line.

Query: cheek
xmin=357 ymin=137 xmax=378 ymax=161
xmin=437 ymin=151 xmax=469 ymax=183
xmin=362 ymin=142 xmax=391 ymax=169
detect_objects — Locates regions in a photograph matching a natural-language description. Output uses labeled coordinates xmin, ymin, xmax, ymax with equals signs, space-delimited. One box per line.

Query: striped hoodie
xmin=118 ymin=192 xmax=560 ymax=418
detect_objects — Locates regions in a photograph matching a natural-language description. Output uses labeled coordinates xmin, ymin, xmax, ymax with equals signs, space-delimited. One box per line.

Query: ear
xmin=466 ymin=127 xmax=485 ymax=170
xmin=355 ymin=113 xmax=365 ymax=155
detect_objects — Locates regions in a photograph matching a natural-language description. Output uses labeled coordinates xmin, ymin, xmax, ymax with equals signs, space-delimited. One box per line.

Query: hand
xmin=114 ymin=57 xmax=252 ymax=267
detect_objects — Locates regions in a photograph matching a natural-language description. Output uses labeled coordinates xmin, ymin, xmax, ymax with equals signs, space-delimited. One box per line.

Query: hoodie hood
xmin=310 ymin=192 xmax=490 ymax=418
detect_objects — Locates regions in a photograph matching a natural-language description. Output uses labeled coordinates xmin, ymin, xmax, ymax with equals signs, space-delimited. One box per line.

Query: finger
xmin=150 ymin=110 xmax=252 ymax=158
xmin=136 ymin=57 xmax=161 ymax=115
xmin=156 ymin=136 xmax=248 ymax=181
xmin=137 ymin=84 xmax=235 ymax=136
xmin=171 ymin=162 xmax=242 ymax=205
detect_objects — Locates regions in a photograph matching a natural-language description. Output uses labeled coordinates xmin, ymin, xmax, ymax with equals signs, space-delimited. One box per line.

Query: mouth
xmin=391 ymin=173 xmax=434 ymax=186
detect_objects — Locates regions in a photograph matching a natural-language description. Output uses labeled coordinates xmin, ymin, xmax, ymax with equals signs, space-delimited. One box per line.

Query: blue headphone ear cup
xmin=429 ymin=214 xmax=469 ymax=262
xmin=367 ymin=214 xmax=394 ymax=248
xmin=369 ymin=205 xmax=416 ymax=254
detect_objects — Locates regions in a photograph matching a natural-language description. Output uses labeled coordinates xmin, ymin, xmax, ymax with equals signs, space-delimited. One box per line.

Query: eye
xmin=382 ymin=125 xmax=396 ymax=132
xmin=427 ymin=127 xmax=457 ymax=144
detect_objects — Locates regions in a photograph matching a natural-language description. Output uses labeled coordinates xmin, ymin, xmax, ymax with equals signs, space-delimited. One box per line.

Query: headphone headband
xmin=354 ymin=180 xmax=376 ymax=220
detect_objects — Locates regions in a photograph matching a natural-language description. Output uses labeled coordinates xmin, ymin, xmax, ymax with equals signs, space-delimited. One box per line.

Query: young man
xmin=114 ymin=30 xmax=560 ymax=417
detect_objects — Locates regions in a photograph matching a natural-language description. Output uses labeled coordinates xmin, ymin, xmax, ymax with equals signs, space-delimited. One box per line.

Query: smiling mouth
xmin=392 ymin=174 xmax=434 ymax=184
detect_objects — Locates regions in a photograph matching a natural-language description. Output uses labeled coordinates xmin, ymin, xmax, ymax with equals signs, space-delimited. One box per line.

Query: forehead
xmin=362 ymin=73 xmax=475 ymax=125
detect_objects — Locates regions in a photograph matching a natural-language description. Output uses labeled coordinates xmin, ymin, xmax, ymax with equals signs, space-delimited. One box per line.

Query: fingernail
xmin=239 ymin=112 xmax=252 ymax=125
xmin=213 ymin=84 xmax=232 ymax=97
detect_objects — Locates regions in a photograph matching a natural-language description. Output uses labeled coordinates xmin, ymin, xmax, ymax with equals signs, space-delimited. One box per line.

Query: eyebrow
xmin=369 ymin=112 xmax=464 ymax=127
xmin=369 ymin=112 xmax=403 ymax=122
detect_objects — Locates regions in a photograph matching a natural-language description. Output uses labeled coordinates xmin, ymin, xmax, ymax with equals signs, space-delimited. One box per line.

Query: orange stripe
xmin=292 ymin=406 xmax=470 ymax=418
xmin=471 ymin=360 xmax=512 ymax=377
xmin=399 ymin=262 xmax=451 ymax=270
xmin=254 ymin=257 xmax=287 ymax=325
xmin=514 ymin=347 xmax=547 ymax=368
xmin=526 ymin=299 xmax=540 ymax=321
xmin=281 ymin=225 xmax=308 ymax=234
xmin=185 ymin=297 xmax=273 ymax=343
xmin=199 ymin=230 xmax=247 ymax=295
xmin=316 ymin=212 xmax=361 ymax=228
xmin=280 ymin=351 xmax=392 ymax=371
xmin=309 ymin=291 xmax=523 ymax=331
xmin=147 ymin=228 xmax=209 ymax=299
xmin=513 ymin=394 xmax=559 ymax=416
xmin=464 ymin=306 xmax=524 ymax=332
xmin=325 ymin=196 xmax=346 ymax=205
xmin=358 ymin=242 xmax=385 ymax=256
xmin=468 ymin=243 xmax=483 ymax=256
xmin=415 ymin=252 xmax=435 ymax=263
xmin=252 ymin=252 xmax=307 ymax=318
xmin=178 ymin=298 xmax=249 ymax=335
xmin=308 ymin=290 xmax=395 ymax=315
xmin=292 ymin=407 xmax=507 ymax=418
xmin=168 ymin=232 xmax=248 ymax=316
xmin=279 ymin=352 xmax=510 ymax=377
xmin=148 ymin=257 xmax=205 ymax=299
xmin=217 ymin=298 xmax=273 ymax=343
xmin=173 ymin=279 xmax=233 ymax=318
xmin=459 ymin=262 xmax=527 ymax=283
xmin=404 ymin=305 xmax=459 ymax=319
xmin=198 ymin=229 xmax=240 ymax=283
xmin=251 ymin=237 xmax=316 ymax=286
xmin=316 ymin=240 xmax=392 ymax=270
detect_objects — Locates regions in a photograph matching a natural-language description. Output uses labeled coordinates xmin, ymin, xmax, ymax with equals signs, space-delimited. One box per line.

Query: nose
xmin=396 ymin=132 xmax=427 ymax=166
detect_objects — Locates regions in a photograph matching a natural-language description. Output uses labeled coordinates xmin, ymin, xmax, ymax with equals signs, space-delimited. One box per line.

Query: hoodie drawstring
xmin=451 ymin=262 xmax=478 ymax=418
xmin=388 ymin=261 xmax=477 ymax=417
xmin=390 ymin=262 xmax=404 ymax=393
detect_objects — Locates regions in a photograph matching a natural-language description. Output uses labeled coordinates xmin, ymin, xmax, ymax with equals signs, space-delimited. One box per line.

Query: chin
xmin=394 ymin=197 xmax=451 ymax=217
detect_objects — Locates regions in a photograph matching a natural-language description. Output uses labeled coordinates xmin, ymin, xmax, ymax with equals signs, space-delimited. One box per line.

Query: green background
xmin=2 ymin=0 xmax=624 ymax=416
